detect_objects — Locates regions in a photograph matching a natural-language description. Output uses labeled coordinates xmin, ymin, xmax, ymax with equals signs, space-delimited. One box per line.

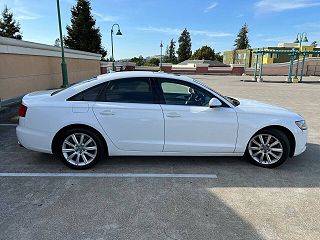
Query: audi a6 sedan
xmin=16 ymin=71 xmax=307 ymax=169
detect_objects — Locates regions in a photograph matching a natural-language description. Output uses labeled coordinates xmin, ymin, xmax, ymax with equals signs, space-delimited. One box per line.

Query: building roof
xmin=177 ymin=59 xmax=228 ymax=67
xmin=277 ymin=43 xmax=298 ymax=48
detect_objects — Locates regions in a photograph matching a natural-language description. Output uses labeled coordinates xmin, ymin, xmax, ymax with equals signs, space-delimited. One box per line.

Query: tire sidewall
xmin=246 ymin=129 xmax=290 ymax=168
xmin=56 ymin=128 xmax=105 ymax=169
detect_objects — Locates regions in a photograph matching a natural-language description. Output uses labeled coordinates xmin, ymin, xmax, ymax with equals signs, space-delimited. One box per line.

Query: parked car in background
xmin=16 ymin=71 xmax=307 ymax=169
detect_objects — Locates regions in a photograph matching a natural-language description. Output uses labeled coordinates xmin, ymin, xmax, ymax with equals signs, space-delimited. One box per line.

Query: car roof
xmin=96 ymin=71 xmax=194 ymax=83
xmin=51 ymin=71 xmax=198 ymax=100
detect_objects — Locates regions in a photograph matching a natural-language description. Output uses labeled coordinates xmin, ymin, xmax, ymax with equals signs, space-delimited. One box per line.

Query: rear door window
xmin=102 ymin=78 xmax=154 ymax=104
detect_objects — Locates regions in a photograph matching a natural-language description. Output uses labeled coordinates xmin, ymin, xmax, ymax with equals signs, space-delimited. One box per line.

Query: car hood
xmin=235 ymin=98 xmax=299 ymax=117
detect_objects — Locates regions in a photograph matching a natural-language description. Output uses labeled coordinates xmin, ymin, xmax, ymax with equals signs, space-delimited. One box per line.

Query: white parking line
xmin=0 ymin=172 xmax=217 ymax=179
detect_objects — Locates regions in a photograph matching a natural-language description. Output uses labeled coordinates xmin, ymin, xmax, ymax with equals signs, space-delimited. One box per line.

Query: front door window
xmin=159 ymin=80 xmax=212 ymax=107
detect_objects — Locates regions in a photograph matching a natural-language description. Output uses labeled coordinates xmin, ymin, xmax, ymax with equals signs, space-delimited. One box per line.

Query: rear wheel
xmin=56 ymin=128 xmax=105 ymax=169
xmin=246 ymin=129 xmax=290 ymax=168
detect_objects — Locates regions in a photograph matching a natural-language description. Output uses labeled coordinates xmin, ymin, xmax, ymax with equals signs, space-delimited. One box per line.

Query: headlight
xmin=295 ymin=120 xmax=307 ymax=130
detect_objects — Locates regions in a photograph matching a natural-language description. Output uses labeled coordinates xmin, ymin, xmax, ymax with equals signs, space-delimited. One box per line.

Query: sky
xmin=1 ymin=0 xmax=320 ymax=59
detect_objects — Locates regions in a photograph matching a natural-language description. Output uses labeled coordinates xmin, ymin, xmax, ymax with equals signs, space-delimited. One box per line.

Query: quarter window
xmin=103 ymin=78 xmax=154 ymax=104
xmin=68 ymin=83 xmax=105 ymax=101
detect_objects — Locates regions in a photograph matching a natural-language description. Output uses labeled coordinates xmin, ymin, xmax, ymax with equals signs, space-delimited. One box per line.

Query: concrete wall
xmin=102 ymin=61 xmax=245 ymax=76
xmin=0 ymin=37 xmax=101 ymax=101
xmin=100 ymin=61 xmax=136 ymax=74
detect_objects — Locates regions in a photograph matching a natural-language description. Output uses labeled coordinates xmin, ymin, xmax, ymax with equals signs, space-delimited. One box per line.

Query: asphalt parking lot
xmin=0 ymin=75 xmax=319 ymax=240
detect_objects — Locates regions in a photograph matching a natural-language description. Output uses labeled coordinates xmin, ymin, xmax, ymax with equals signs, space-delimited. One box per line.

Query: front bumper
xmin=293 ymin=129 xmax=308 ymax=156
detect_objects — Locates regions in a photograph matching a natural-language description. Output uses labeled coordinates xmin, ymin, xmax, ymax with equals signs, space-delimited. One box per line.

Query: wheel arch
xmin=51 ymin=124 xmax=108 ymax=155
xmin=249 ymin=125 xmax=296 ymax=157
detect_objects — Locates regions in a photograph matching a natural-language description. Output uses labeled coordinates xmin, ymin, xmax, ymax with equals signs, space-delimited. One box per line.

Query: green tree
xmin=234 ymin=24 xmax=250 ymax=50
xmin=191 ymin=45 xmax=215 ymax=60
xmin=130 ymin=55 xmax=145 ymax=66
xmin=311 ymin=41 xmax=318 ymax=47
xmin=164 ymin=39 xmax=177 ymax=63
xmin=163 ymin=45 xmax=170 ymax=63
xmin=177 ymin=28 xmax=192 ymax=62
xmin=215 ymin=52 xmax=223 ymax=62
xmin=0 ymin=6 xmax=22 ymax=39
xmin=64 ymin=0 xmax=107 ymax=58
xmin=145 ymin=57 xmax=160 ymax=66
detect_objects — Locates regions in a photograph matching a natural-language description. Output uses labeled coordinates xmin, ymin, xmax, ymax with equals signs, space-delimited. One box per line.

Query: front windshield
xmin=51 ymin=77 xmax=97 ymax=96
xmin=192 ymin=79 xmax=240 ymax=106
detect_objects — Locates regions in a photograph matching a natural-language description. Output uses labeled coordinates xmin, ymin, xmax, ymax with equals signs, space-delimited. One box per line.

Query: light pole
xmin=111 ymin=24 xmax=122 ymax=71
xmin=293 ymin=32 xmax=308 ymax=81
xmin=56 ymin=0 xmax=68 ymax=88
xmin=160 ymin=41 xmax=163 ymax=71
xmin=288 ymin=49 xmax=295 ymax=83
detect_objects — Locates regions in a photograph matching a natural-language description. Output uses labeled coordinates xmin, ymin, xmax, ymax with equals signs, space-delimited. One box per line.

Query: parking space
xmin=0 ymin=75 xmax=319 ymax=240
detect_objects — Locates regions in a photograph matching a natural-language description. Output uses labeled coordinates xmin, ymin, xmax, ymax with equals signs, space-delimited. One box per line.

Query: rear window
xmin=51 ymin=77 xmax=97 ymax=96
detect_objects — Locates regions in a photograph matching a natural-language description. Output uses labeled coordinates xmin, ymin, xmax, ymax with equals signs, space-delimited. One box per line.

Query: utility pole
xmin=293 ymin=32 xmax=308 ymax=82
xmin=56 ymin=0 xmax=68 ymax=87
xmin=160 ymin=41 xmax=163 ymax=71
xmin=111 ymin=24 xmax=122 ymax=71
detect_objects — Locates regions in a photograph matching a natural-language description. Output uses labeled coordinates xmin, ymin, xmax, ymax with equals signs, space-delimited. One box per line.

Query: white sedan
xmin=16 ymin=71 xmax=307 ymax=169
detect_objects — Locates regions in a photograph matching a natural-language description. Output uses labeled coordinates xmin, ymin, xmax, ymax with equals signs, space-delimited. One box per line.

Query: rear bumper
xmin=16 ymin=126 xmax=53 ymax=154
xmin=293 ymin=129 xmax=308 ymax=156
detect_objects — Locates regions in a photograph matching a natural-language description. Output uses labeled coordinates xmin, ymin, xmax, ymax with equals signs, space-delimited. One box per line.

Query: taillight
xmin=19 ymin=104 xmax=27 ymax=117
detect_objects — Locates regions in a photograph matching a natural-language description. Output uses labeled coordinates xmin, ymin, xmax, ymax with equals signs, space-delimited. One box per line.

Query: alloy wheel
xmin=248 ymin=134 xmax=283 ymax=165
xmin=62 ymin=133 xmax=98 ymax=166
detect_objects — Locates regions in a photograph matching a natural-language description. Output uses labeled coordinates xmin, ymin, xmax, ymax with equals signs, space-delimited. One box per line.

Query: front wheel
xmin=56 ymin=128 xmax=105 ymax=169
xmin=246 ymin=129 xmax=290 ymax=168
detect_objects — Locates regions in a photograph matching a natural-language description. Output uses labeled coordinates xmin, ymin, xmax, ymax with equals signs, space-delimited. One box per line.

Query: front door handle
xmin=100 ymin=110 xmax=115 ymax=116
xmin=166 ymin=112 xmax=181 ymax=118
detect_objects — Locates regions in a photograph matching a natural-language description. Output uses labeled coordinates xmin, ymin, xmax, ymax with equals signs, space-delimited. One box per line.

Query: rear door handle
xmin=100 ymin=110 xmax=115 ymax=116
xmin=166 ymin=112 xmax=181 ymax=118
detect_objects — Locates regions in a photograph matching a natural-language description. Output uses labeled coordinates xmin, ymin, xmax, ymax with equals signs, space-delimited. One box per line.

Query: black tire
xmin=55 ymin=128 xmax=105 ymax=170
xmin=246 ymin=129 xmax=290 ymax=168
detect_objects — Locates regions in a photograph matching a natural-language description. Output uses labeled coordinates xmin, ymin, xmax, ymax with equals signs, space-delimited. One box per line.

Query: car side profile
xmin=16 ymin=71 xmax=308 ymax=169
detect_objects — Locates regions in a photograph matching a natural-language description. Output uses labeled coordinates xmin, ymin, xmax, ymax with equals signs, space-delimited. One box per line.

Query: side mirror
xmin=209 ymin=98 xmax=222 ymax=108
xmin=188 ymin=87 xmax=195 ymax=94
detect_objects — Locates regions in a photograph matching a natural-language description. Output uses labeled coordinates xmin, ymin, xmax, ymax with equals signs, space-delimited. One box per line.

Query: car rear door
xmin=93 ymin=77 xmax=164 ymax=152
xmin=156 ymin=78 xmax=238 ymax=153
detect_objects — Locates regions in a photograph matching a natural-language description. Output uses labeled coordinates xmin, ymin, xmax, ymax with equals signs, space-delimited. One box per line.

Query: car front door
xmin=156 ymin=78 xmax=238 ymax=153
xmin=93 ymin=77 xmax=164 ymax=152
